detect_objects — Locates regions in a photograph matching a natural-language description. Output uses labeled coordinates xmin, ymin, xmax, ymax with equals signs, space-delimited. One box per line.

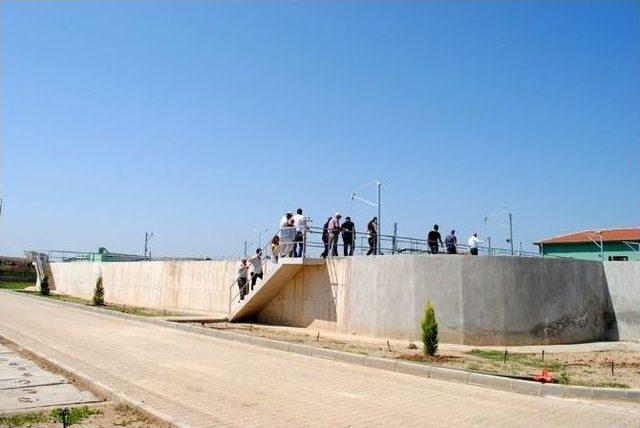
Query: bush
xmin=421 ymin=300 xmax=438 ymax=356
xmin=40 ymin=275 xmax=50 ymax=296
xmin=93 ymin=276 xmax=105 ymax=306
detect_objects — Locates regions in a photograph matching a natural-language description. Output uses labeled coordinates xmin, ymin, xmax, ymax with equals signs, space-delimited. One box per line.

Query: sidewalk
xmin=1 ymin=291 xmax=638 ymax=427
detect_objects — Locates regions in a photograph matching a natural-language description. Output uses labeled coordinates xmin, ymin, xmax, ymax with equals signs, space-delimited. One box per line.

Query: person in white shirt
xmin=292 ymin=208 xmax=308 ymax=258
xmin=468 ymin=233 xmax=483 ymax=256
xmin=248 ymin=248 xmax=263 ymax=290
xmin=327 ymin=212 xmax=342 ymax=257
xmin=279 ymin=212 xmax=292 ymax=229
xmin=279 ymin=212 xmax=295 ymax=257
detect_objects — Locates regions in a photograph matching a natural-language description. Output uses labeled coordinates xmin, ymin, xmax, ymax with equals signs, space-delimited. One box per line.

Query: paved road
xmin=0 ymin=292 xmax=637 ymax=427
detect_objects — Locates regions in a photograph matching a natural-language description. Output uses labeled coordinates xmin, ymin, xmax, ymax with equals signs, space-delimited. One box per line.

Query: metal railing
xmin=227 ymin=240 xmax=275 ymax=314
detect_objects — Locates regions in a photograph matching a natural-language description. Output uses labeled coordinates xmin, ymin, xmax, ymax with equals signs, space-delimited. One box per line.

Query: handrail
xmin=227 ymin=239 xmax=274 ymax=314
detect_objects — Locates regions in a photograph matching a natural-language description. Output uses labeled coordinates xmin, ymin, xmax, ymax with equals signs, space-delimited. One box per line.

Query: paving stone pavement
xmin=0 ymin=292 xmax=638 ymax=427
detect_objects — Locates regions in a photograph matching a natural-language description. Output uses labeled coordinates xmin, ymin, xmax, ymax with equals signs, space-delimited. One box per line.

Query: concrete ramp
xmin=230 ymin=258 xmax=324 ymax=322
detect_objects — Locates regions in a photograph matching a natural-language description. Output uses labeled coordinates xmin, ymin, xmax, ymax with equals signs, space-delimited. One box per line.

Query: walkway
xmin=0 ymin=292 xmax=637 ymax=427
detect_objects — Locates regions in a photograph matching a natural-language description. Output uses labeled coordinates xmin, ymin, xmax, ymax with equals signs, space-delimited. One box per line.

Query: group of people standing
xmin=319 ymin=213 xmax=378 ymax=258
xmin=236 ymin=214 xmax=487 ymax=302
xmin=426 ymin=224 xmax=483 ymax=256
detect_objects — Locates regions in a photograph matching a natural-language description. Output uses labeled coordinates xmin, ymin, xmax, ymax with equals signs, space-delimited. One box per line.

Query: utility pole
xmin=508 ymin=212 xmax=514 ymax=256
xmin=144 ymin=232 xmax=154 ymax=258
xmin=376 ymin=180 xmax=381 ymax=255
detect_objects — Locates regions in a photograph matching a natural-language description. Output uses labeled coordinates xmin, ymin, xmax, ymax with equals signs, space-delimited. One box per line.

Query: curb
xmin=0 ymin=334 xmax=181 ymax=427
xmin=3 ymin=290 xmax=638 ymax=405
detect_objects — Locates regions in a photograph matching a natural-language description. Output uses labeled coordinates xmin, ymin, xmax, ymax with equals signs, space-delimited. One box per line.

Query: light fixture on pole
xmin=253 ymin=228 xmax=268 ymax=249
xmin=484 ymin=211 xmax=514 ymax=255
xmin=351 ymin=179 xmax=381 ymax=254
xmin=585 ymin=231 xmax=604 ymax=261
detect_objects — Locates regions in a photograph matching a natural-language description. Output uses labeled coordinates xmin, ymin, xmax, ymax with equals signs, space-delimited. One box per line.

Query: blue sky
xmin=1 ymin=1 xmax=638 ymax=257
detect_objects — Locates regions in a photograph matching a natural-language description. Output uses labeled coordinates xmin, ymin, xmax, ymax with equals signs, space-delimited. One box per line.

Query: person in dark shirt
xmin=366 ymin=217 xmax=378 ymax=255
xmin=427 ymin=224 xmax=443 ymax=254
xmin=320 ymin=217 xmax=331 ymax=258
xmin=341 ymin=216 xmax=356 ymax=256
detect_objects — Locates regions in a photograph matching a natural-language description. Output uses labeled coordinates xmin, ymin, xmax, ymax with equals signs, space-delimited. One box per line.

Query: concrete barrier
xmin=604 ymin=262 xmax=640 ymax=342
xmin=50 ymin=256 xmax=639 ymax=345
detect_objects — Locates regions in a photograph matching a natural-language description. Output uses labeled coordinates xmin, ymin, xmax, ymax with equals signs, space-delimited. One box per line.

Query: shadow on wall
xmin=256 ymin=264 xmax=339 ymax=328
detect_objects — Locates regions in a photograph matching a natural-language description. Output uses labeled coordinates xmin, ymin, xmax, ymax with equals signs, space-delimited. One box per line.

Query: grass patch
xmin=14 ymin=289 xmax=177 ymax=317
xmin=0 ymin=406 xmax=100 ymax=426
xmin=0 ymin=411 xmax=49 ymax=426
xmin=593 ymin=382 xmax=630 ymax=389
xmin=51 ymin=406 xmax=101 ymax=425
xmin=0 ymin=281 xmax=34 ymax=290
xmin=466 ymin=349 xmax=566 ymax=371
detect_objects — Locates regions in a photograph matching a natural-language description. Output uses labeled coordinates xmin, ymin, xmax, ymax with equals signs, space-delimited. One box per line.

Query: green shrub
xmin=40 ymin=275 xmax=50 ymax=296
xmin=421 ymin=300 xmax=438 ymax=356
xmin=92 ymin=276 xmax=105 ymax=306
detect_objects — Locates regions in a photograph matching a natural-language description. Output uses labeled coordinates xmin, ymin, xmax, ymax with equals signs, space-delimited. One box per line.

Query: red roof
xmin=536 ymin=227 xmax=640 ymax=245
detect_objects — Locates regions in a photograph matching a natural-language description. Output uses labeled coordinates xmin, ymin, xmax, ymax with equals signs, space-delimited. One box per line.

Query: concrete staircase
xmin=229 ymin=258 xmax=324 ymax=322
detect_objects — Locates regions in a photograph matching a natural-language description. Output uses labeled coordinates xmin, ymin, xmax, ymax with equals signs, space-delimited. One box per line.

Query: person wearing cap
xmin=341 ymin=216 xmax=356 ymax=256
xmin=237 ymin=257 xmax=249 ymax=300
xmin=327 ymin=212 xmax=342 ymax=257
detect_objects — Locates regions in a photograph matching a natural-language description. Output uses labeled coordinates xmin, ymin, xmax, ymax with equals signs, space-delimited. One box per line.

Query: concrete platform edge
xmin=3 ymin=290 xmax=638 ymax=405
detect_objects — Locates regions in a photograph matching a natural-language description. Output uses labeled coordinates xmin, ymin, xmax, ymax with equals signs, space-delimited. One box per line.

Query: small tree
xmin=40 ymin=275 xmax=50 ymax=296
xmin=93 ymin=276 xmax=105 ymax=306
xmin=421 ymin=300 xmax=438 ymax=356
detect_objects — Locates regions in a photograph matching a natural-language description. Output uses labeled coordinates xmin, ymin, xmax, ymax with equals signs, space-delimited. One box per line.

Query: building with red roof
xmin=535 ymin=227 xmax=640 ymax=261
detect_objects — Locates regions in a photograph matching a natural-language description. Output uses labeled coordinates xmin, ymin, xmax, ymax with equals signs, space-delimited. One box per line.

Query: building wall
xmin=540 ymin=242 xmax=640 ymax=262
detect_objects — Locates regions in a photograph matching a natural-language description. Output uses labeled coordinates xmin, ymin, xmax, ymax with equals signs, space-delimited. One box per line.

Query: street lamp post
xmin=254 ymin=228 xmax=268 ymax=250
xmin=351 ymin=179 xmax=382 ymax=255
xmin=484 ymin=211 xmax=514 ymax=256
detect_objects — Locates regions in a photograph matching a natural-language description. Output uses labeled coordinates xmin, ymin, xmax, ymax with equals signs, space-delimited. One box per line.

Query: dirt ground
xmin=0 ymin=402 xmax=167 ymax=427
xmin=194 ymin=321 xmax=640 ymax=389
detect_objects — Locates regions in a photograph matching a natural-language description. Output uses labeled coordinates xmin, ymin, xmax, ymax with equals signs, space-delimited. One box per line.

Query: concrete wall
xmin=50 ymin=256 xmax=638 ymax=345
xmin=604 ymin=262 xmax=640 ymax=342
xmin=50 ymin=260 xmax=236 ymax=316
xmin=257 ymin=255 xmax=620 ymax=345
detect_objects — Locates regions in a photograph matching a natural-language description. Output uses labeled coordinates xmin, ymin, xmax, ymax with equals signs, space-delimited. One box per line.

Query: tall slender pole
xmin=508 ymin=213 xmax=514 ymax=256
xmin=392 ymin=222 xmax=398 ymax=254
xmin=377 ymin=180 xmax=381 ymax=255
xmin=144 ymin=232 xmax=148 ymax=257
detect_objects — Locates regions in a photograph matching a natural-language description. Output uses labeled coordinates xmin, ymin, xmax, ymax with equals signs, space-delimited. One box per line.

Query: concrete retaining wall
xmin=50 ymin=260 xmax=236 ymax=316
xmin=604 ymin=262 xmax=640 ymax=342
xmin=50 ymin=256 xmax=639 ymax=345
xmin=257 ymin=256 xmax=618 ymax=345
